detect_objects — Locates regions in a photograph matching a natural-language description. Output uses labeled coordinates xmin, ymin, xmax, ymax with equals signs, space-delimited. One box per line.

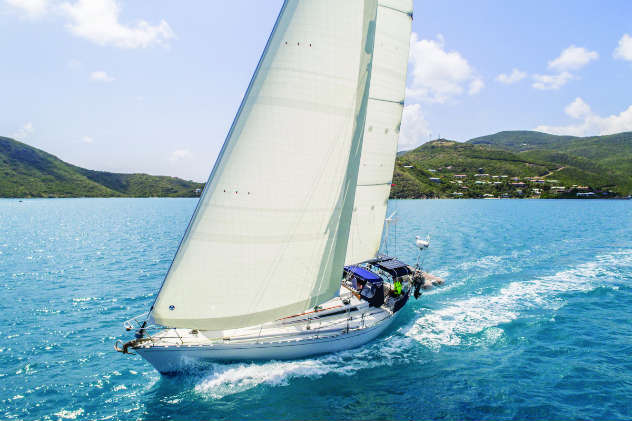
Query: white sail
xmin=345 ymin=0 xmax=413 ymax=264
xmin=151 ymin=0 xmax=378 ymax=330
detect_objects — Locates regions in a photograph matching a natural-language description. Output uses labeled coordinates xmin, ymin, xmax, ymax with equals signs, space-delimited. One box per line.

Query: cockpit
xmin=343 ymin=257 xmax=413 ymax=312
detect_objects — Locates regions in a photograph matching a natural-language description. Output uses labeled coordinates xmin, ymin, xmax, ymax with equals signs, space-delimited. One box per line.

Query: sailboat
xmin=116 ymin=0 xmax=439 ymax=374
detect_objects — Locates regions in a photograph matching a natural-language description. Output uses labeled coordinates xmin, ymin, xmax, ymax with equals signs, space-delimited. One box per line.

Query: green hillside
xmin=391 ymin=132 xmax=632 ymax=199
xmin=468 ymin=131 xmax=578 ymax=151
xmin=470 ymin=131 xmax=632 ymax=192
xmin=470 ymin=131 xmax=632 ymax=174
xmin=0 ymin=136 xmax=204 ymax=198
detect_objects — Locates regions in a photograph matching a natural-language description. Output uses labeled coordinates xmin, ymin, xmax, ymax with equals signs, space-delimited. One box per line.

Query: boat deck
xmin=130 ymin=288 xmax=393 ymax=350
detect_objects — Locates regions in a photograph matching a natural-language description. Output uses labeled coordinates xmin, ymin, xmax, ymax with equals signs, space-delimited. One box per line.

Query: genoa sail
xmin=345 ymin=0 xmax=413 ymax=265
xmin=151 ymin=0 xmax=379 ymax=330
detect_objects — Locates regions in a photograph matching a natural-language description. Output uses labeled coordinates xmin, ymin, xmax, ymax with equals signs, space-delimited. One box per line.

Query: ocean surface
xmin=1 ymin=198 xmax=631 ymax=420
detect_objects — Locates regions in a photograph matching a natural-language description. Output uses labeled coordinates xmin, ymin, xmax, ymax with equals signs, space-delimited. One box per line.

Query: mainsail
xmin=151 ymin=0 xmax=378 ymax=330
xmin=345 ymin=0 xmax=413 ymax=264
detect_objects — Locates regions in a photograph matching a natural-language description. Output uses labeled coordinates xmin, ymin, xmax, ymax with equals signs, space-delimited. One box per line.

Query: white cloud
xmin=614 ymin=34 xmax=632 ymax=62
xmin=532 ymin=71 xmax=574 ymax=90
xmin=407 ymin=33 xmax=483 ymax=103
xmin=5 ymin=0 xmax=49 ymax=19
xmin=496 ymin=68 xmax=527 ymax=84
xmin=59 ymin=0 xmax=175 ymax=48
xmin=170 ymin=149 xmax=192 ymax=162
xmin=535 ymin=97 xmax=632 ymax=136
xmin=12 ymin=122 xmax=34 ymax=140
xmin=564 ymin=97 xmax=591 ymax=119
xmin=548 ymin=45 xmax=598 ymax=71
xmin=90 ymin=70 xmax=114 ymax=82
xmin=468 ymin=78 xmax=484 ymax=95
xmin=399 ymin=103 xmax=431 ymax=151
xmin=81 ymin=136 xmax=93 ymax=143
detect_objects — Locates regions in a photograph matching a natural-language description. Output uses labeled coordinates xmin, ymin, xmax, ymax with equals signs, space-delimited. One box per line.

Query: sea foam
xmin=404 ymin=250 xmax=632 ymax=350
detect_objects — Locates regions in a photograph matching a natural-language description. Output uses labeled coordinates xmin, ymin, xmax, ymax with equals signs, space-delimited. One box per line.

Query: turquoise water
xmin=1 ymin=198 xmax=631 ymax=420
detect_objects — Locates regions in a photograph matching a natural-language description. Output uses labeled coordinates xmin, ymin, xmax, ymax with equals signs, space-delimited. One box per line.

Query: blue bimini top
xmin=343 ymin=266 xmax=382 ymax=283
xmin=373 ymin=258 xmax=412 ymax=277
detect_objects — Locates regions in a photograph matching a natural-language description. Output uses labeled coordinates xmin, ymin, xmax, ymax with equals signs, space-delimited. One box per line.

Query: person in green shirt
xmin=393 ymin=278 xmax=402 ymax=296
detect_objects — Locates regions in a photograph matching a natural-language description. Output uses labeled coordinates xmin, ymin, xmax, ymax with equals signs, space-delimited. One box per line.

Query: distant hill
xmin=0 ymin=136 xmax=204 ymax=198
xmin=392 ymin=131 xmax=632 ymax=199
xmin=468 ymin=131 xmax=578 ymax=151
xmin=469 ymin=131 xmax=632 ymax=176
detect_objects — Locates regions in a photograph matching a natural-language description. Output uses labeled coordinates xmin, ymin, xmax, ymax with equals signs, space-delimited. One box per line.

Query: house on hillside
xmin=454 ymin=174 xmax=467 ymax=179
xmin=429 ymin=177 xmax=441 ymax=183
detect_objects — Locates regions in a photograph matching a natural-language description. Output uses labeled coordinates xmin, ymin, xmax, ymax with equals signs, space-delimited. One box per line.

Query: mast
xmin=150 ymin=0 xmax=379 ymax=330
xmin=345 ymin=0 xmax=413 ymax=264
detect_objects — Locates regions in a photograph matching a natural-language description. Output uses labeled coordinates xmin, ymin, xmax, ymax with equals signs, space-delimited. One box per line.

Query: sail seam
xmin=378 ymin=3 xmax=413 ymax=18
xmin=369 ymin=96 xmax=404 ymax=105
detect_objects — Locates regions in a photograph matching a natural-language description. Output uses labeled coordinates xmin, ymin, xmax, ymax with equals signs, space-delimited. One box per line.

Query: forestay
xmin=345 ymin=0 xmax=413 ymax=265
xmin=151 ymin=0 xmax=378 ymax=330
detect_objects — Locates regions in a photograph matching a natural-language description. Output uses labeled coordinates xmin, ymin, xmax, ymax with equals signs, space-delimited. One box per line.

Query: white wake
xmin=194 ymin=250 xmax=631 ymax=398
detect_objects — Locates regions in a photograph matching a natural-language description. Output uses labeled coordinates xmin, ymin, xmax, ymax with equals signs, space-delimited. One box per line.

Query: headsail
xmin=345 ymin=0 xmax=413 ymax=264
xmin=151 ymin=0 xmax=378 ymax=330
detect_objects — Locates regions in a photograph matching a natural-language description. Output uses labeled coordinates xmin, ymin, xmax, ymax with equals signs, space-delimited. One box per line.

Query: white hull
xmin=136 ymin=311 xmax=396 ymax=374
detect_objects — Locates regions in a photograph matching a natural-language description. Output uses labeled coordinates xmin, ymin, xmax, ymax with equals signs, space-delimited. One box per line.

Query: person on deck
xmin=393 ymin=278 xmax=402 ymax=296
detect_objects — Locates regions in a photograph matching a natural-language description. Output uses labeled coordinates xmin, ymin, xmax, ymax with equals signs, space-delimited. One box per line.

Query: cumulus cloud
xmin=12 ymin=122 xmax=34 ymax=140
xmin=90 ymin=70 xmax=114 ymax=82
xmin=532 ymin=71 xmax=574 ymax=90
xmin=59 ymin=0 xmax=175 ymax=48
xmin=468 ymin=78 xmax=484 ymax=95
xmin=614 ymin=34 xmax=632 ymax=62
xmin=5 ymin=0 xmax=49 ymax=19
xmin=535 ymin=97 xmax=632 ymax=136
xmin=407 ymin=33 xmax=483 ymax=103
xmin=6 ymin=0 xmax=175 ymax=48
xmin=548 ymin=45 xmax=598 ymax=71
xmin=399 ymin=103 xmax=431 ymax=151
xmin=530 ymin=45 xmax=597 ymax=91
xmin=81 ymin=136 xmax=93 ymax=143
xmin=7 ymin=0 xmax=175 ymax=48
xmin=496 ymin=68 xmax=527 ymax=84
xmin=564 ymin=97 xmax=591 ymax=119
xmin=170 ymin=149 xmax=192 ymax=162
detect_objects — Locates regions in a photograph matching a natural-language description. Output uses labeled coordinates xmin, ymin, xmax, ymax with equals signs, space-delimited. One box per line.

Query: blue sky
xmin=1 ymin=0 xmax=631 ymax=181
